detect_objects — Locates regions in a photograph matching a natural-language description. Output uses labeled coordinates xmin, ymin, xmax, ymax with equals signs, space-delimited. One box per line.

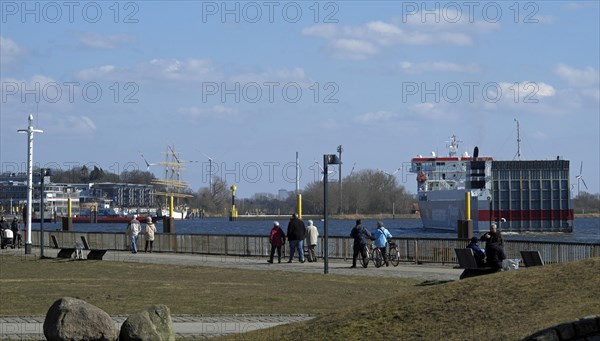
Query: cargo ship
xmin=409 ymin=135 xmax=574 ymax=233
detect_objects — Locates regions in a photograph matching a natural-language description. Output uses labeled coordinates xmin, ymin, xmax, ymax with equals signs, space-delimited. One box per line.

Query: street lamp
xmin=40 ymin=168 xmax=51 ymax=258
xmin=17 ymin=114 xmax=43 ymax=255
xmin=323 ymin=153 xmax=342 ymax=274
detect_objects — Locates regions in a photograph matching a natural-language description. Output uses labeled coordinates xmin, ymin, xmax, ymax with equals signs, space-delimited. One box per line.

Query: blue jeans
xmin=131 ymin=235 xmax=138 ymax=253
xmin=288 ymin=240 xmax=305 ymax=262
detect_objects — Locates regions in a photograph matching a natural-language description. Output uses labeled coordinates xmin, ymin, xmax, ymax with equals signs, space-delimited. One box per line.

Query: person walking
xmin=372 ymin=221 xmax=392 ymax=266
xmin=286 ymin=213 xmax=306 ymax=263
xmin=305 ymin=220 xmax=319 ymax=262
xmin=268 ymin=221 xmax=286 ymax=263
xmin=144 ymin=217 xmax=157 ymax=253
xmin=127 ymin=215 xmax=141 ymax=254
xmin=350 ymin=219 xmax=373 ymax=268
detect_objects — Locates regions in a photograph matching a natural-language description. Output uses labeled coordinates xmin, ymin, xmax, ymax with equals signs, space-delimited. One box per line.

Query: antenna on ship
xmin=514 ymin=118 xmax=522 ymax=161
xmin=446 ymin=135 xmax=461 ymax=157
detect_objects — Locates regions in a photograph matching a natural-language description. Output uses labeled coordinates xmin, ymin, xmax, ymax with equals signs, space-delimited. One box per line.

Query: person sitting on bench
xmin=467 ymin=237 xmax=486 ymax=267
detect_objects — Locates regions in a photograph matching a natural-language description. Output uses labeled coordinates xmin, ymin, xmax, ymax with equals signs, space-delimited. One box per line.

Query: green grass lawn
xmin=0 ymin=254 xmax=419 ymax=316
xmin=2 ymin=254 xmax=598 ymax=341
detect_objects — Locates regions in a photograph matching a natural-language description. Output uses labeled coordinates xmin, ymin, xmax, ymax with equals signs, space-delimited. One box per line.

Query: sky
xmin=1 ymin=1 xmax=599 ymax=198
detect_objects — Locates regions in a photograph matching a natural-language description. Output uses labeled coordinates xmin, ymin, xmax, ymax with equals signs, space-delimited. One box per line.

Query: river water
xmin=35 ymin=217 xmax=600 ymax=243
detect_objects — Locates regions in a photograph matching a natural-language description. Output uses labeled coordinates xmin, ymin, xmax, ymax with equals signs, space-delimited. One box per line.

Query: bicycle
xmin=359 ymin=244 xmax=370 ymax=268
xmin=388 ymin=241 xmax=400 ymax=267
xmin=361 ymin=243 xmax=384 ymax=268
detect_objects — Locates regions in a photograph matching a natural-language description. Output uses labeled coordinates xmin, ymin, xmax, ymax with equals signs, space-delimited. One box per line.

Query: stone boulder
xmin=119 ymin=304 xmax=175 ymax=341
xmin=43 ymin=297 xmax=118 ymax=341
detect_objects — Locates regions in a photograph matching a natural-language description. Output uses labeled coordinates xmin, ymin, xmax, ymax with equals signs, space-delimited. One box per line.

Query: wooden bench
xmin=51 ymin=235 xmax=75 ymax=259
xmin=80 ymin=236 xmax=108 ymax=260
xmin=520 ymin=250 xmax=544 ymax=267
xmin=454 ymin=248 xmax=497 ymax=279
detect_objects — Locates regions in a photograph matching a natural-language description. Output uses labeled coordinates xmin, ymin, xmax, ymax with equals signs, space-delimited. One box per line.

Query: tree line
xmin=46 ymin=166 xmax=599 ymax=216
xmin=46 ymin=166 xmax=417 ymax=216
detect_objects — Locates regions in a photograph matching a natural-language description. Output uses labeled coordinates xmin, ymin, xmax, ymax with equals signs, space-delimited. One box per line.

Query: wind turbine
xmin=199 ymin=152 xmax=216 ymax=194
xmin=349 ymin=162 xmax=357 ymax=176
xmin=379 ymin=166 xmax=402 ymax=177
xmin=314 ymin=159 xmax=334 ymax=181
xmin=576 ymin=161 xmax=588 ymax=196
xmin=139 ymin=151 xmax=157 ymax=171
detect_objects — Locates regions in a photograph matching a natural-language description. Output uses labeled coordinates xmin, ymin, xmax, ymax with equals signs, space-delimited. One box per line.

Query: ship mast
xmin=514 ymin=118 xmax=522 ymax=161
xmin=152 ymin=145 xmax=192 ymax=209
xmin=447 ymin=135 xmax=462 ymax=157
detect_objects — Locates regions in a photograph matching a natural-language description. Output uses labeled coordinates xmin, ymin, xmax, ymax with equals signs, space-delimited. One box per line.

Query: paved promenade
xmin=1 ymin=248 xmax=462 ymax=340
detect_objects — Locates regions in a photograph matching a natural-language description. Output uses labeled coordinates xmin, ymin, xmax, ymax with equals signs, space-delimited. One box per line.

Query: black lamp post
xmin=323 ymin=153 xmax=342 ymax=274
xmin=40 ymin=168 xmax=51 ymax=258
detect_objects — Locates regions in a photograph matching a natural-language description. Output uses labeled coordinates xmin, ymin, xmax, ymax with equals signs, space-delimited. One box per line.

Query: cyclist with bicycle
xmin=350 ymin=219 xmax=374 ymax=268
xmin=372 ymin=221 xmax=393 ymax=267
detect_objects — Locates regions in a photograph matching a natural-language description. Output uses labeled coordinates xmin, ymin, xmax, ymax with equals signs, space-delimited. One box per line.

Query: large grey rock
xmin=43 ymin=297 xmax=117 ymax=341
xmin=119 ymin=304 xmax=175 ymax=341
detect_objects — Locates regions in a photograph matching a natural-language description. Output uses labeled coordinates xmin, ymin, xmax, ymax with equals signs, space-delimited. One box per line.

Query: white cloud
xmin=303 ymin=15 xmax=497 ymax=60
xmin=326 ymin=39 xmax=378 ymax=60
xmin=353 ymin=110 xmax=397 ymax=124
xmin=582 ymin=88 xmax=600 ymax=101
xmin=495 ymin=82 xmax=556 ymax=102
xmin=46 ymin=115 xmax=97 ymax=135
xmin=396 ymin=61 xmax=480 ymax=74
xmin=77 ymin=58 xmax=220 ymax=83
xmin=229 ymin=67 xmax=308 ymax=84
xmin=77 ymin=33 xmax=135 ymax=49
xmin=554 ymin=64 xmax=599 ymax=87
xmin=301 ymin=24 xmax=337 ymax=38
xmin=0 ymin=36 xmax=24 ymax=66
xmin=409 ymin=103 xmax=457 ymax=121
xmin=178 ymin=105 xmax=240 ymax=121
xmin=76 ymin=59 xmax=310 ymax=92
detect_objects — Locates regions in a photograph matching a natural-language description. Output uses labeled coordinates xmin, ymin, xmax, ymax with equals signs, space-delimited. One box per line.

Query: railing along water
xmin=37 ymin=231 xmax=599 ymax=265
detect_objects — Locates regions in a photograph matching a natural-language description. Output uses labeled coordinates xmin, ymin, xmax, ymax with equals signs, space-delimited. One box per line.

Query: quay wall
xmin=34 ymin=231 xmax=600 ymax=265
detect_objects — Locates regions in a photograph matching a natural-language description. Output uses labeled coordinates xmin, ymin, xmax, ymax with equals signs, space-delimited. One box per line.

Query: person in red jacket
xmin=268 ymin=221 xmax=286 ymax=263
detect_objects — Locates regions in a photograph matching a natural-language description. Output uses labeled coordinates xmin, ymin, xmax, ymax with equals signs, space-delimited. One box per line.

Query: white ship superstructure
xmin=410 ymin=136 xmax=573 ymax=233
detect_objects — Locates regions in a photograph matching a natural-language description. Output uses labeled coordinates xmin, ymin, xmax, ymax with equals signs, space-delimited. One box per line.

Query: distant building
xmin=0 ymin=172 xmax=80 ymax=216
xmin=253 ymin=192 xmax=275 ymax=200
xmin=0 ymin=172 xmax=42 ymax=215
xmin=0 ymin=172 xmax=155 ymax=216
xmin=278 ymin=189 xmax=291 ymax=201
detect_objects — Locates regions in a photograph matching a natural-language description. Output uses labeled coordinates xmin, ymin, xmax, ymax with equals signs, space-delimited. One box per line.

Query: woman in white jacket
xmin=305 ymin=220 xmax=319 ymax=262
xmin=144 ymin=217 xmax=157 ymax=253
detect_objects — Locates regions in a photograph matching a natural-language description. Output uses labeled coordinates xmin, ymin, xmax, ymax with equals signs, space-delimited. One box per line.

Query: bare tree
xmin=300 ymin=169 xmax=415 ymax=215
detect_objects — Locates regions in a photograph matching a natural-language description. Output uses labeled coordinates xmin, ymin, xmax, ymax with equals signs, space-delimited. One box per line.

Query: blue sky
xmin=1 ymin=1 xmax=599 ymax=198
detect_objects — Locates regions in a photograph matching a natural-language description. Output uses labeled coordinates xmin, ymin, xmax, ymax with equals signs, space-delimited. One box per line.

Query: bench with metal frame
xmin=520 ymin=250 xmax=544 ymax=267
xmin=51 ymin=235 xmax=76 ymax=259
xmin=80 ymin=236 xmax=108 ymax=260
xmin=454 ymin=248 xmax=498 ymax=279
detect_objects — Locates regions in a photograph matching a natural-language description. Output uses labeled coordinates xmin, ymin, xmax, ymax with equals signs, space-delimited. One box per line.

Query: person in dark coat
xmin=11 ymin=217 xmax=21 ymax=248
xmin=480 ymin=223 xmax=497 ymax=243
xmin=485 ymin=232 xmax=506 ymax=271
xmin=286 ymin=213 xmax=306 ymax=263
xmin=268 ymin=221 xmax=286 ymax=263
xmin=350 ymin=219 xmax=374 ymax=268
xmin=467 ymin=236 xmax=486 ymax=267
